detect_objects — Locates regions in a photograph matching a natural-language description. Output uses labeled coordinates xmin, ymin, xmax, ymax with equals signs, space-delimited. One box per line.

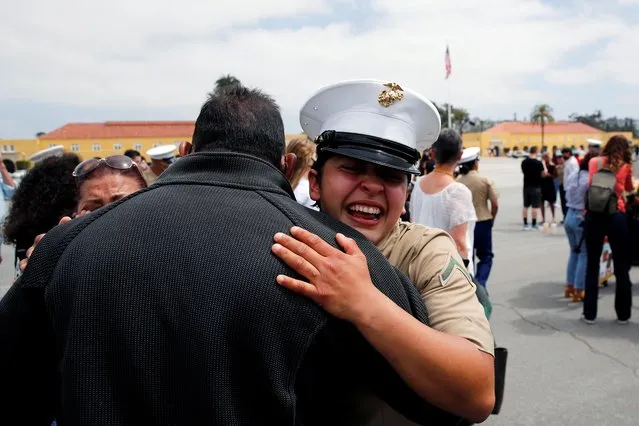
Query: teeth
xmin=350 ymin=204 xmax=381 ymax=215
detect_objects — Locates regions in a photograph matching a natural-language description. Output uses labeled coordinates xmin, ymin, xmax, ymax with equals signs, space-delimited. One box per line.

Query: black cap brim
xmin=316 ymin=131 xmax=421 ymax=175
xmin=320 ymin=146 xmax=421 ymax=175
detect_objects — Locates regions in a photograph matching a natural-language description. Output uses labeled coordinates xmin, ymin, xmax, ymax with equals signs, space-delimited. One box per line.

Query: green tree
xmin=530 ymin=104 xmax=555 ymax=146
xmin=452 ymin=108 xmax=471 ymax=136
xmin=35 ymin=132 xmax=46 ymax=138
xmin=214 ymin=74 xmax=241 ymax=94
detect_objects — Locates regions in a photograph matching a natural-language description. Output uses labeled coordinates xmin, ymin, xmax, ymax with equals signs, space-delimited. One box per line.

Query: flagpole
xmin=445 ymin=42 xmax=452 ymax=129
xmin=447 ymin=81 xmax=452 ymax=129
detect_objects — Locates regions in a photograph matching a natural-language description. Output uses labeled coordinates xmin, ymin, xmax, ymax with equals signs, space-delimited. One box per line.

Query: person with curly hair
xmin=582 ymin=135 xmax=635 ymax=324
xmin=3 ymin=153 xmax=80 ymax=275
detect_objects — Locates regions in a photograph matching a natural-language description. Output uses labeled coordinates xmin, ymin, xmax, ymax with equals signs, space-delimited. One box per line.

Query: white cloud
xmin=1 ymin=0 xmax=638 ymax=132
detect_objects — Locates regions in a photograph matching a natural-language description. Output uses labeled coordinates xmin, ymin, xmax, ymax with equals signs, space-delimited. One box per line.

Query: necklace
xmin=433 ymin=168 xmax=454 ymax=177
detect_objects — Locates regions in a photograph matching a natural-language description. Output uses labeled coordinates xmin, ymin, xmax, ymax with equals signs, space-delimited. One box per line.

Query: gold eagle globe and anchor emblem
xmin=377 ymin=82 xmax=404 ymax=107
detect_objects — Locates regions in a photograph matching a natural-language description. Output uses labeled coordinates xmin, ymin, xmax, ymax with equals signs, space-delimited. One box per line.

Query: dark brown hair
xmin=602 ymin=135 xmax=631 ymax=171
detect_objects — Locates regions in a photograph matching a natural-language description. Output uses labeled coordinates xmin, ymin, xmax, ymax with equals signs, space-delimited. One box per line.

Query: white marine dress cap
xmin=28 ymin=145 xmax=65 ymax=164
xmin=460 ymin=146 xmax=481 ymax=164
xmin=299 ymin=79 xmax=441 ymax=175
xmin=147 ymin=144 xmax=177 ymax=161
xmin=587 ymin=139 xmax=602 ymax=147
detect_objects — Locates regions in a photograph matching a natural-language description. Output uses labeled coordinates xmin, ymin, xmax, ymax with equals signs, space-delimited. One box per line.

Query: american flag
xmin=445 ymin=45 xmax=452 ymax=79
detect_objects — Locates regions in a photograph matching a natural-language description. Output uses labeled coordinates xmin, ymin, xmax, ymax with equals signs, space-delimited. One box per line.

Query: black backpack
xmin=586 ymin=157 xmax=618 ymax=215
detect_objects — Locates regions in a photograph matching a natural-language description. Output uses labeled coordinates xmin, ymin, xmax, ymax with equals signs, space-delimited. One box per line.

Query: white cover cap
xmin=300 ymin=80 xmax=441 ymax=153
xmin=460 ymin=147 xmax=480 ymax=164
xmin=587 ymin=139 xmax=602 ymax=147
xmin=147 ymin=144 xmax=177 ymax=160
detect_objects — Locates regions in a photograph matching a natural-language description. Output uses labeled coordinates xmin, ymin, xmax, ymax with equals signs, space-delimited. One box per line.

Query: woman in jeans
xmin=582 ymin=135 xmax=634 ymax=324
xmin=563 ymin=154 xmax=593 ymax=303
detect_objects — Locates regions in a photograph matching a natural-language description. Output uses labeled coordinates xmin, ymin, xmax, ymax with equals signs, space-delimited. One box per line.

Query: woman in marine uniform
xmin=270 ymin=80 xmax=495 ymax=424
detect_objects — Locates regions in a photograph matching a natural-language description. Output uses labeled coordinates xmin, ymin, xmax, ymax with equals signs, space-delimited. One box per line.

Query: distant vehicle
xmin=508 ymin=150 xmax=529 ymax=159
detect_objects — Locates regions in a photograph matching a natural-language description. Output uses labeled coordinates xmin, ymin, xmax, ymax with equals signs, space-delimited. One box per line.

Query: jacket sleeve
xmin=0 ymin=279 xmax=57 ymax=424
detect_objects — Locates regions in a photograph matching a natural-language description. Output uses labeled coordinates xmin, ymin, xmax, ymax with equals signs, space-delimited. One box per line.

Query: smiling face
xmin=309 ymin=155 xmax=409 ymax=244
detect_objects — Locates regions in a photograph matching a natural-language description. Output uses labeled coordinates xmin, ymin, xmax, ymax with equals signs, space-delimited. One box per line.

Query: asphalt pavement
xmin=1 ymin=157 xmax=638 ymax=425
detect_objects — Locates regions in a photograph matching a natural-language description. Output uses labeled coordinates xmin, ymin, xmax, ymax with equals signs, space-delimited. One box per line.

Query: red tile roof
xmin=40 ymin=121 xmax=196 ymax=140
xmin=486 ymin=121 xmax=601 ymax=134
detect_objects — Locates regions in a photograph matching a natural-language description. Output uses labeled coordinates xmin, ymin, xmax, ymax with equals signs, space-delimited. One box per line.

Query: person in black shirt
xmin=521 ymin=146 xmax=544 ymax=230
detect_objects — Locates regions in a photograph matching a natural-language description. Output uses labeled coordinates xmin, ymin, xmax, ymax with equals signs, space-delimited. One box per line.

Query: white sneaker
xmin=616 ymin=319 xmax=630 ymax=325
xmin=581 ymin=314 xmax=596 ymax=325
xmin=523 ymin=225 xmax=531 ymax=231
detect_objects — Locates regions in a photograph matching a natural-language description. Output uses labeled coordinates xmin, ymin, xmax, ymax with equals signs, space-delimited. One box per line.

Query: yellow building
xmin=3 ymin=121 xmax=303 ymax=164
xmin=1 ymin=139 xmax=40 ymax=163
xmin=463 ymin=121 xmax=634 ymax=155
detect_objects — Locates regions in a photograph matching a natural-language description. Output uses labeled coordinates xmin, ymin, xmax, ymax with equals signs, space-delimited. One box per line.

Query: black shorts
xmin=523 ymin=187 xmax=542 ymax=208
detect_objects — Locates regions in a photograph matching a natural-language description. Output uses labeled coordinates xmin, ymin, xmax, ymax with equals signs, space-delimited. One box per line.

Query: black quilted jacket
xmin=0 ymin=152 xmax=460 ymax=425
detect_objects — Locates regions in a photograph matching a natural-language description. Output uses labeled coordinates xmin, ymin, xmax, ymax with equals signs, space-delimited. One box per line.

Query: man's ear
xmin=308 ymin=169 xmax=321 ymax=201
xmin=281 ymin=153 xmax=297 ymax=181
xmin=179 ymin=141 xmax=193 ymax=157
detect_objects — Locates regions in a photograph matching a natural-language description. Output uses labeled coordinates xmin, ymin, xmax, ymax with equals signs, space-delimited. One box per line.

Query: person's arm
xmin=587 ymin=157 xmax=596 ymax=186
xmin=448 ymin=222 xmax=468 ymax=259
xmin=488 ymin=182 xmax=499 ymax=221
xmin=272 ymin=227 xmax=495 ymax=423
xmin=624 ymin=164 xmax=634 ymax=192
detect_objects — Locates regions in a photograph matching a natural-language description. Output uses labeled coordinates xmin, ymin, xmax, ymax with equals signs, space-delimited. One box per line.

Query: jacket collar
xmin=154 ymin=152 xmax=295 ymax=198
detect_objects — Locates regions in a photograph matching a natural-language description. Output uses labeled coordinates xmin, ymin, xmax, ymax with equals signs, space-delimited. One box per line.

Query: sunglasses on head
xmin=73 ymin=155 xmax=140 ymax=181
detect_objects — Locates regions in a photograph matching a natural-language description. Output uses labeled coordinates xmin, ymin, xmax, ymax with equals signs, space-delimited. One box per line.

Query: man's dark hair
xmin=432 ymin=129 xmax=462 ymax=164
xmin=3 ymin=159 xmax=15 ymax=173
xmin=192 ymin=85 xmax=285 ymax=167
xmin=529 ymin=146 xmax=538 ymax=155
xmin=124 ymin=149 xmax=141 ymax=159
xmin=561 ymin=147 xmax=572 ymax=155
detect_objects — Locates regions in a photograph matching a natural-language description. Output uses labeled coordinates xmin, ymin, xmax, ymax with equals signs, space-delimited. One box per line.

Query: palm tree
xmin=214 ymin=74 xmax=241 ymax=94
xmin=530 ymin=104 xmax=555 ymax=146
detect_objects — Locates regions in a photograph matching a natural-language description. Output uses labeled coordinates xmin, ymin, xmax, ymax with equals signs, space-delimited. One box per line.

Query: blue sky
xmin=1 ymin=0 xmax=639 ymax=139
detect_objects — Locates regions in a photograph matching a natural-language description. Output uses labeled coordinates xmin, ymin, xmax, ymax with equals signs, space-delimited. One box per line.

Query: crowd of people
xmin=517 ymin=138 xmax=636 ymax=324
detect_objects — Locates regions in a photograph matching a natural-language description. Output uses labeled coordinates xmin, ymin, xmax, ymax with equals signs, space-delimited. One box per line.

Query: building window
xmin=49 ymin=144 xmax=57 ymax=148
xmin=113 ymin=143 xmax=122 ymax=151
xmin=71 ymin=144 xmax=79 ymax=152
xmin=2 ymin=145 xmax=15 ymax=152
xmin=92 ymin=144 xmax=101 ymax=152
xmin=152 ymin=143 xmax=159 ymax=148
xmin=134 ymin=143 xmax=143 ymax=151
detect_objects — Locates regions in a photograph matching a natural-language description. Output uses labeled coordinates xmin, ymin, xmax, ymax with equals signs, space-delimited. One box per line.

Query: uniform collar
xmin=154 ymin=152 xmax=295 ymax=198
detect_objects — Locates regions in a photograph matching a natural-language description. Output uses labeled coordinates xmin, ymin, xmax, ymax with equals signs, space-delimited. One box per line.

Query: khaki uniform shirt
xmin=457 ymin=170 xmax=498 ymax=222
xmin=377 ymin=221 xmax=494 ymax=355
xmin=369 ymin=221 xmax=494 ymax=426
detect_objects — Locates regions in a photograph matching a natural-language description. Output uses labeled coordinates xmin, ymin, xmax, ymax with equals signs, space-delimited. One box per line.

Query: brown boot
xmin=565 ymin=285 xmax=574 ymax=298
xmin=572 ymin=289 xmax=584 ymax=303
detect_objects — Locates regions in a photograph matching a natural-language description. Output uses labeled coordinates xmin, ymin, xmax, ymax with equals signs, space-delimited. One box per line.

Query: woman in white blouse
xmin=410 ymin=129 xmax=477 ymax=275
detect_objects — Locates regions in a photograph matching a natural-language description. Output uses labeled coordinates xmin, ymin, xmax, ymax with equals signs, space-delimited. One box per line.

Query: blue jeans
xmin=564 ymin=208 xmax=586 ymax=290
xmin=473 ymin=220 xmax=494 ymax=287
xmin=584 ymin=212 xmax=633 ymax=321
